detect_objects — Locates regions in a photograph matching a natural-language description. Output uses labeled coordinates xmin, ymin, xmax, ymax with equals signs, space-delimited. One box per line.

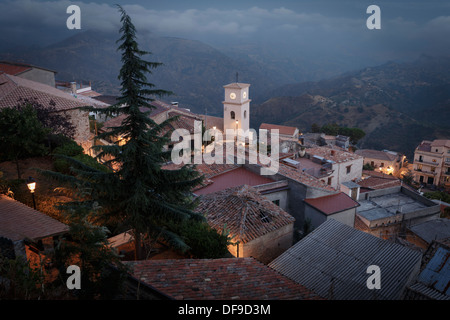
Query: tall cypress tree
xmin=43 ymin=5 xmax=204 ymax=260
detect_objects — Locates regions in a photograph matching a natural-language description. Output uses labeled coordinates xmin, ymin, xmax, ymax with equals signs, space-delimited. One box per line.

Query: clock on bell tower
xmin=223 ymin=82 xmax=251 ymax=136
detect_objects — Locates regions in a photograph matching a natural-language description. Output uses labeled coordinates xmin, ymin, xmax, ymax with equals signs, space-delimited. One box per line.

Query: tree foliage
xmin=0 ymin=105 xmax=50 ymax=179
xmin=40 ymin=5 xmax=206 ymax=260
xmin=319 ymin=122 xmax=366 ymax=145
xmin=16 ymin=98 xmax=76 ymax=139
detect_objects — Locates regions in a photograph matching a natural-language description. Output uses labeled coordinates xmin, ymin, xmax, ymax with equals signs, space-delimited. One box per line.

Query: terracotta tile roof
xmin=416 ymin=140 xmax=432 ymax=152
xmin=431 ymin=139 xmax=450 ymax=148
xmin=276 ymin=162 xmax=337 ymax=192
xmin=0 ymin=73 xmax=87 ymax=111
xmin=260 ymin=123 xmax=298 ymax=136
xmin=357 ymin=170 xmax=401 ymax=192
xmin=307 ymin=145 xmax=362 ymax=163
xmin=166 ymin=111 xmax=200 ymax=133
xmin=196 ymin=185 xmax=295 ymax=244
xmin=100 ymin=102 xmax=201 ymax=135
xmin=125 ymin=257 xmax=322 ymax=300
xmin=0 ymin=195 xmax=69 ymax=242
xmin=0 ymin=63 xmax=31 ymax=75
xmin=355 ymin=149 xmax=399 ymax=161
xmin=199 ymin=114 xmax=224 ymax=132
xmin=0 ymin=61 xmax=57 ymax=75
xmin=195 ymin=166 xmax=274 ymax=195
xmin=304 ymin=192 xmax=360 ymax=215
xmin=223 ymin=82 xmax=250 ymax=89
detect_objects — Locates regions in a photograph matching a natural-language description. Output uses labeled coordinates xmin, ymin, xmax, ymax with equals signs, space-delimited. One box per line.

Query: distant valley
xmin=251 ymin=55 xmax=450 ymax=159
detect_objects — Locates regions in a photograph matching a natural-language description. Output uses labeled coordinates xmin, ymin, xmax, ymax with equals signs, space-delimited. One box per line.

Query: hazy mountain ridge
xmin=251 ymin=55 xmax=450 ymax=158
xmin=1 ymin=31 xmax=449 ymax=158
xmin=0 ymin=30 xmax=284 ymax=115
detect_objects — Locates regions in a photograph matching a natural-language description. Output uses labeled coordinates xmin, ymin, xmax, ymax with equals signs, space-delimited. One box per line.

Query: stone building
xmin=0 ymin=72 xmax=91 ymax=152
xmin=196 ymin=185 xmax=295 ymax=264
xmin=412 ymin=139 xmax=450 ymax=188
xmin=0 ymin=60 xmax=57 ymax=87
xmin=356 ymin=148 xmax=406 ymax=177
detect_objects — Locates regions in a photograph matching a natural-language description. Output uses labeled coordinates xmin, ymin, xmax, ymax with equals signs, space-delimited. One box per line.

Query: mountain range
xmin=1 ymin=31 xmax=449 ymax=159
xmin=251 ymin=54 xmax=450 ymax=159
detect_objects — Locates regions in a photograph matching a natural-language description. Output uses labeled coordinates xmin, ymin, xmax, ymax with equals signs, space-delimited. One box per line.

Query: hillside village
xmin=0 ymin=58 xmax=449 ymax=301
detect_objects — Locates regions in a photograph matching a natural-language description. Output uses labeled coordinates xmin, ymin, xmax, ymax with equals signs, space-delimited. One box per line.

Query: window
xmin=230 ymin=111 xmax=235 ymax=119
xmin=328 ymin=177 xmax=332 ymax=185
xmin=272 ymin=199 xmax=280 ymax=206
xmin=346 ymin=165 xmax=351 ymax=174
xmin=370 ymin=161 xmax=374 ymax=167
xmin=380 ymin=163 xmax=384 ymax=167
xmin=244 ymin=110 xmax=247 ymax=119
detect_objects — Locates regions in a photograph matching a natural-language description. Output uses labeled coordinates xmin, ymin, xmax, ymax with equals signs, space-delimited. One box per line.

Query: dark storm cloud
xmin=1 ymin=0 xmax=449 ymax=62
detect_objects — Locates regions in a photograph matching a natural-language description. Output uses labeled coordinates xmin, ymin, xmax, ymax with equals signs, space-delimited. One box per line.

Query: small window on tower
xmin=230 ymin=111 xmax=235 ymax=120
xmin=244 ymin=110 xmax=247 ymax=119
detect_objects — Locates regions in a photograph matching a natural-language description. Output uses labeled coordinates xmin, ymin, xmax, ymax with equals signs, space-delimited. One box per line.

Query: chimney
xmin=70 ymin=82 xmax=77 ymax=94
xmin=171 ymin=102 xmax=179 ymax=108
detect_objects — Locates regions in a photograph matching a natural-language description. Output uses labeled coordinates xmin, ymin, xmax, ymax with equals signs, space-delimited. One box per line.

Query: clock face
xmin=230 ymin=92 xmax=236 ymax=99
xmin=243 ymin=91 xmax=247 ymax=99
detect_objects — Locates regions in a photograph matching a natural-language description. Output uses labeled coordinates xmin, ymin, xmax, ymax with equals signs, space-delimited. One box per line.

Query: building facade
xmin=413 ymin=139 xmax=450 ymax=187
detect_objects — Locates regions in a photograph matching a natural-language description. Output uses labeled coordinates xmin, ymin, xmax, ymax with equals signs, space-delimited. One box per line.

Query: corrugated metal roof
xmin=418 ymin=247 xmax=450 ymax=297
xmin=408 ymin=282 xmax=450 ymax=300
xmin=268 ymin=219 xmax=422 ymax=300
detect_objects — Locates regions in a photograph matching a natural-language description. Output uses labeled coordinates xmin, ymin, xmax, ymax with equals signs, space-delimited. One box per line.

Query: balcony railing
xmin=414 ymin=168 xmax=436 ymax=176
xmin=415 ymin=159 xmax=440 ymax=166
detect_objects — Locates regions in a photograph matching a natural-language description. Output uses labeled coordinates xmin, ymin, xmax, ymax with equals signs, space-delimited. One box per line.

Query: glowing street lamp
xmin=26 ymin=176 xmax=36 ymax=209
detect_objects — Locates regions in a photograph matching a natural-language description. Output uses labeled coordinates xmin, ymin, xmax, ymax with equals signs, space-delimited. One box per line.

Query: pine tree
xmin=42 ymin=5 xmax=204 ymax=260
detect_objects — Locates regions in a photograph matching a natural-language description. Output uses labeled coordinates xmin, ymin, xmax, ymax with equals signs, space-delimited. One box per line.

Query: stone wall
xmin=242 ymin=223 xmax=294 ymax=264
xmin=65 ymin=109 xmax=92 ymax=153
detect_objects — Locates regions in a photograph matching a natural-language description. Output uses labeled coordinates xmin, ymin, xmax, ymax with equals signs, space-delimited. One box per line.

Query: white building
xmin=222 ymin=82 xmax=251 ymax=142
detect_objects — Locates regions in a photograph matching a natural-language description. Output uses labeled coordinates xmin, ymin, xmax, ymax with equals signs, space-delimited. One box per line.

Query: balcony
xmin=414 ymin=159 xmax=440 ymax=166
xmin=414 ymin=168 xmax=436 ymax=176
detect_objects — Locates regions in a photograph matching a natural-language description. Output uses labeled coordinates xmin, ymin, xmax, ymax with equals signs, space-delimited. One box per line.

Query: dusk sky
xmin=1 ymin=0 xmax=449 ymax=69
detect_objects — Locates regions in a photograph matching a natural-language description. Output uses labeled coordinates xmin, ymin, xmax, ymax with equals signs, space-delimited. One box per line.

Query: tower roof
xmin=223 ymin=82 xmax=250 ymax=89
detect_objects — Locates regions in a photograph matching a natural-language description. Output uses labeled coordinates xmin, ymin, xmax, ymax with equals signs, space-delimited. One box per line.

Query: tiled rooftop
xmin=0 ymin=194 xmax=69 ymax=242
xmin=357 ymin=171 xmax=401 ymax=192
xmin=125 ymin=257 xmax=322 ymax=300
xmin=260 ymin=123 xmax=298 ymax=136
xmin=355 ymin=149 xmax=399 ymax=161
xmin=196 ymin=185 xmax=295 ymax=244
xmin=0 ymin=73 xmax=88 ymax=111
xmin=194 ymin=166 xmax=274 ymax=195
xmin=307 ymin=145 xmax=362 ymax=163
xmin=304 ymin=192 xmax=360 ymax=215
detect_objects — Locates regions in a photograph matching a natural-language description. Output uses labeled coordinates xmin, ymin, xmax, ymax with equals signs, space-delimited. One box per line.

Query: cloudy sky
xmin=1 ymin=0 xmax=449 ymax=66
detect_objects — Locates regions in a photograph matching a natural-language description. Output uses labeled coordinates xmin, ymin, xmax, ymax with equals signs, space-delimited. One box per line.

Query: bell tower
xmin=223 ymin=82 xmax=251 ymax=137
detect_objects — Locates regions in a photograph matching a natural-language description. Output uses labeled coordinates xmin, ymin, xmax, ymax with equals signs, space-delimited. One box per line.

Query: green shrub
xmin=73 ymin=154 xmax=111 ymax=173
xmin=167 ymin=220 xmax=232 ymax=259
xmin=53 ymin=141 xmax=84 ymax=157
xmin=53 ymin=141 xmax=110 ymax=174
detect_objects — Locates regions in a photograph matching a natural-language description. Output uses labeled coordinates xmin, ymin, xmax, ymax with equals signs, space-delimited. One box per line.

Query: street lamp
xmin=26 ymin=176 xmax=36 ymax=210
